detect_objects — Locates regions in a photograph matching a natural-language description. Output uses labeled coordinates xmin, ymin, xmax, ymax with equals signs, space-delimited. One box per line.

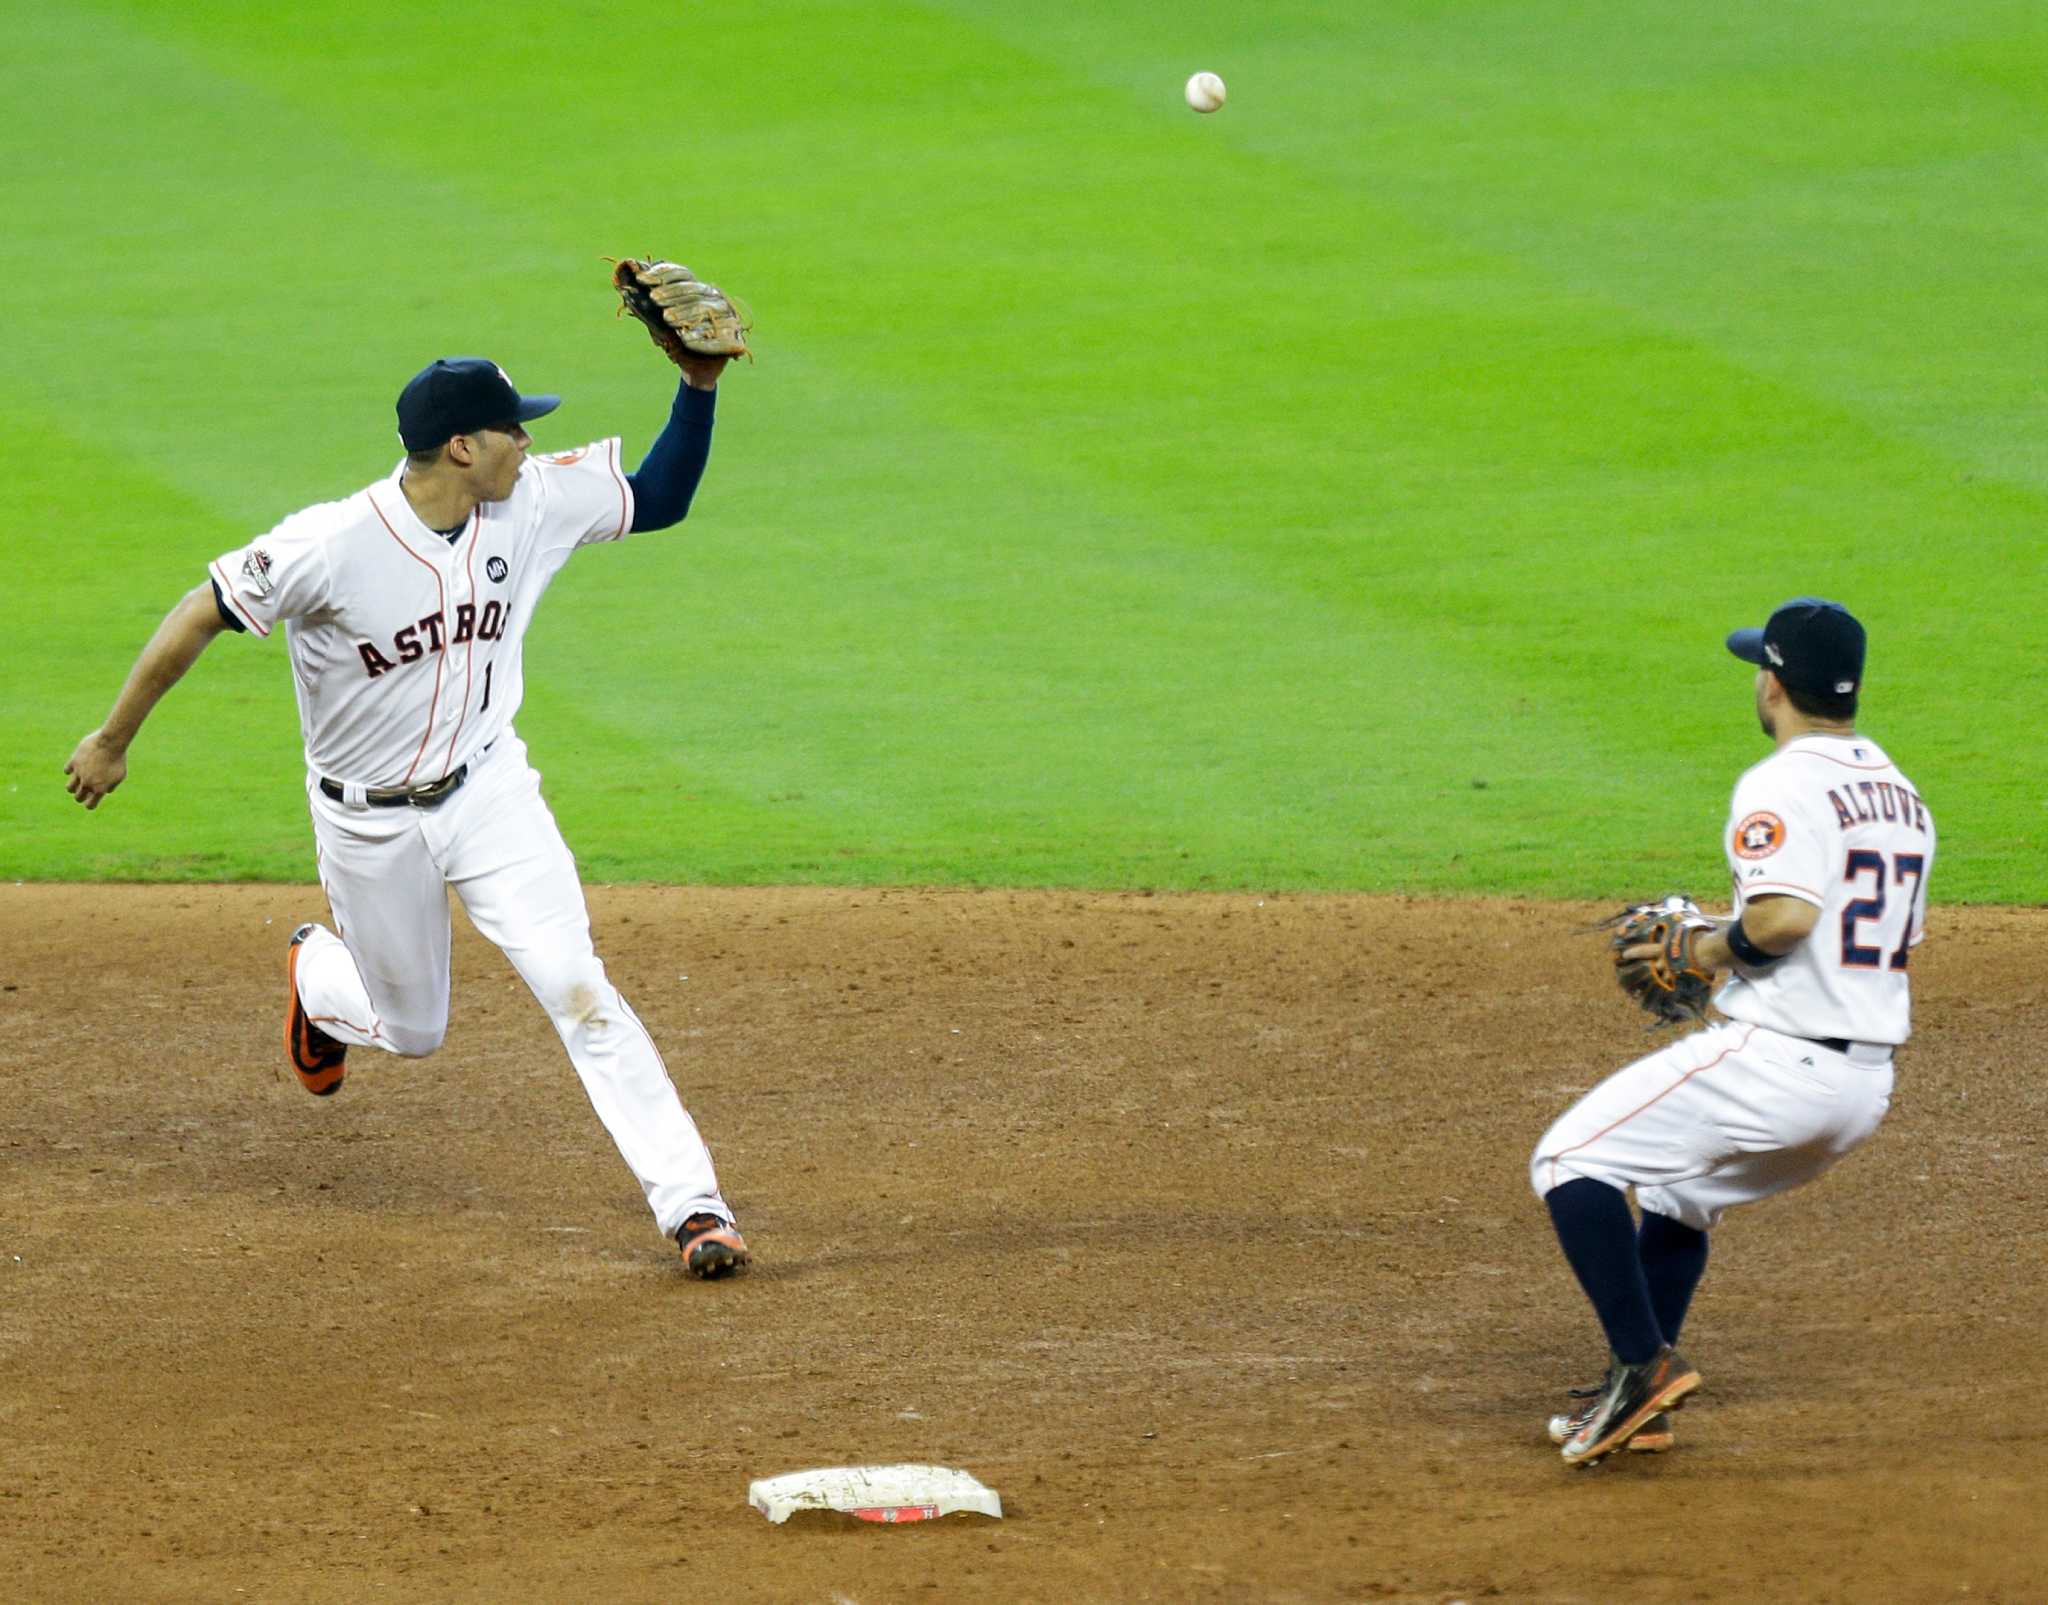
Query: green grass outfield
xmin=4 ymin=1 xmax=2041 ymax=899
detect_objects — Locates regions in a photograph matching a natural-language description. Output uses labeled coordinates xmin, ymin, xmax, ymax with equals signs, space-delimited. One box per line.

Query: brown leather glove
xmin=613 ymin=257 xmax=750 ymax=368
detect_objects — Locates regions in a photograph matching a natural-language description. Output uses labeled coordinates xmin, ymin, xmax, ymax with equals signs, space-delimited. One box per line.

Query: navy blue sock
xmin=1638 ymin=1209 xmax=1709 ymax=1346
xmin=1544 ymin=1178 xmax=1664 ymax=1366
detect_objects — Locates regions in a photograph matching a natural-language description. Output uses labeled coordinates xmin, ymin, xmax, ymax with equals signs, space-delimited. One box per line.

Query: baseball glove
xmin=1593 ymin=895 xmax=1718 ymax=1026
xmin=612 ymin=257 xmax=750 ymax=367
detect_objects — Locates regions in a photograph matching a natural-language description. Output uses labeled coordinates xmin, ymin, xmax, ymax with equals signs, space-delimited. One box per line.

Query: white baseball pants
xmin=1530 ymin=1020 xmax=1893 ymax=1230
xmin=291 ymin=732 xmax=731 ymax=1238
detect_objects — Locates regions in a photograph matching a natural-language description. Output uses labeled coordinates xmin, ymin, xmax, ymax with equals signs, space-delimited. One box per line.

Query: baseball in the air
xmin=1185 ymin=71 xmax=1227 ymax=114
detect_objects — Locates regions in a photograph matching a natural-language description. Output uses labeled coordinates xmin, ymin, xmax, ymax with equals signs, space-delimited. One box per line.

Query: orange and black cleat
xmin=1560 ymin=1346 xmax=1700 ymax=1466
xmin=285 ymin=924 xmax=348 ymax=1096
xmin=675 ymin=1213 xmax=750 ymax=1279
xmin=1549 ymin=1396 xmax=1676 ymax=1454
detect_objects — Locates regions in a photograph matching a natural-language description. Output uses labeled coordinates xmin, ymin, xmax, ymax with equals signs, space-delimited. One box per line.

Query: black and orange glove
xmin=1595 ymin=895 xmax=1718 ymax=1026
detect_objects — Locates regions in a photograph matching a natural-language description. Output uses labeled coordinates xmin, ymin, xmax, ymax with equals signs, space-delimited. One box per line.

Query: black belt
xmin=1812 ymin=1037 xmax=1852 ymax=1055
xmin=319 ymin=764 xmax=469 ymax=809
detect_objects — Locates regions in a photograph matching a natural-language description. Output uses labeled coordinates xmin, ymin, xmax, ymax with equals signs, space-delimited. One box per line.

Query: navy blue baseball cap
xmin=1726 ymin=597 xmax=1866 ymax=698
xmin=396 ymin=357 xmax=560 ymax=451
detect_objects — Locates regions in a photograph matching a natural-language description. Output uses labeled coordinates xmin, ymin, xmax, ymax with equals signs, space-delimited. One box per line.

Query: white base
xmin=748 ymin=1464 xmax=1003 ymax=1525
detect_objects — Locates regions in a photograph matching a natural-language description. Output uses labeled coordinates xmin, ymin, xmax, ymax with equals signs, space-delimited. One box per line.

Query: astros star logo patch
xmin=1733 ymin=810 xmax=1786 ymax=860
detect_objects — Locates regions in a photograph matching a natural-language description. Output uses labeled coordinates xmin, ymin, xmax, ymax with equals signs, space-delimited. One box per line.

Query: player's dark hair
xmin=1786 ymin=684 xmax=1857 ymax=721
xmin=406 ymin=443 xmax=448 ymax=468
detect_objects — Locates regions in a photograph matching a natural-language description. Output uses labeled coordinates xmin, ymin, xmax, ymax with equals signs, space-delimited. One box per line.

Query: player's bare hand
xmin=64 ymin=730 xmax=128 ymax=810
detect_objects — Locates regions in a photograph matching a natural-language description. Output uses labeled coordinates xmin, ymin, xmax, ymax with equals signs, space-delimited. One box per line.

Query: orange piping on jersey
xmin=439 ymin=508 xmax=484 ymax=779
xmin=208 ymin=558 xmax=271 ymax=637
xmin=367 ymin=488 xmax=449 ymax=787
xmin=605 ymin=435 xmax=631 ymax=537
xmin=1784 ymin=748 xmax=1894 ymax=772
xmin=1544 ymin=1027 xmax=1758 ymax=1193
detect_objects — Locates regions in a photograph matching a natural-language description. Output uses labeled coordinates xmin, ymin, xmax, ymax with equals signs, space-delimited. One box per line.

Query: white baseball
xmin=1184 ymin=71 xmax=1226 ymax=114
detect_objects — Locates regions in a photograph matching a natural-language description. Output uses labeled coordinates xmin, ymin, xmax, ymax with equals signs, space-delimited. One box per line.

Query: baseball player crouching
xmin=64 ymin=260 xmax=753 ymax=1279
xmin=1530 ymin=599 xmax=1935 ymax=1463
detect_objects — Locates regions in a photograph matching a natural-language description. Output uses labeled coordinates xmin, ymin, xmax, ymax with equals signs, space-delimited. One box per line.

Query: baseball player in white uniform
xmin=64 ymin=330 xmax=751 ymax=1279
xmin=1530 ymin=598 xmax=1934 ymax=1463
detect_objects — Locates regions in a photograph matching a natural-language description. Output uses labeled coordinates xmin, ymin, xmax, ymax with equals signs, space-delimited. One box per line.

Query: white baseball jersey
xmin=1532 ymin=728 xmax=1931 ymax=1231
xmin=209 ymin=441 xmax=633 ymax=789
xmin=1713 ymin=732 xmax=1935 ymax=1046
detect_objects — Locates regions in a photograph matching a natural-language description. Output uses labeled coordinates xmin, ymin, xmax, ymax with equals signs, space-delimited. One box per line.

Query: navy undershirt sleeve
xmin=210 ymin=578 xmax=247 ymax=632
xmin=626 ymin=381 xmax=717 ymax=533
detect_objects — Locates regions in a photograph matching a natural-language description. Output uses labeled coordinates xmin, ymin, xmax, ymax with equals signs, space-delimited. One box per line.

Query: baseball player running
xmin=1530 ymin=598 xmax=1934 ymax=1463
xmin=63 ymin=260 xmax=755 ymax=1279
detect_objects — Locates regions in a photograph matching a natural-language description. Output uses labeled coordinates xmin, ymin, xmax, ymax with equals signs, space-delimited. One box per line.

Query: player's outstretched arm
xmin=628 ymin=378 xmax=718 ymax=534
xmin=65 ymin=583 xmax=230 ymax=810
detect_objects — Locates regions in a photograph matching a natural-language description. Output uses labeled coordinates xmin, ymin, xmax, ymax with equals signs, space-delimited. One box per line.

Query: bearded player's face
xmin=1756 ymin=670 xmax=1776 ymax=738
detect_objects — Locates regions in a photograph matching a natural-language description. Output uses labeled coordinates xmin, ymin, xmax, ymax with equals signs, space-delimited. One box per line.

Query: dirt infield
xmin=2 ymin=885 xmax=2043 ymax=1603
